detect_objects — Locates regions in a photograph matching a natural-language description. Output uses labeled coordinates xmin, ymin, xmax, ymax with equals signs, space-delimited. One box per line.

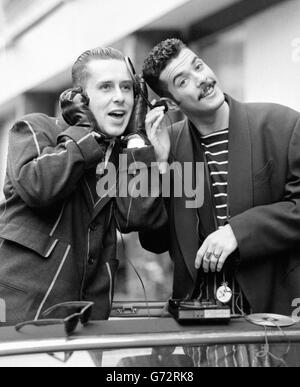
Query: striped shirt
xmin=191 ymin=127 xmax=250 ymax=316
xmin=201 ymin=129 xmax=229 ymax=229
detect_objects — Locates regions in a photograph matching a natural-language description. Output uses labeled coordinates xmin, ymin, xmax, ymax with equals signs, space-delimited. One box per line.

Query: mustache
xmin=198 ymin=79 xmax=217 ymax=100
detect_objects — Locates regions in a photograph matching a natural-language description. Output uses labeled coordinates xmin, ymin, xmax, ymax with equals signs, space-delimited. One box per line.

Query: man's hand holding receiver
xmin=59 ymin=87 xmax=110 ymax=154
xmin=195 ymin=224 xmax=238 ymax=273
xmin=59 ymin=88 xmax=99 ymax=129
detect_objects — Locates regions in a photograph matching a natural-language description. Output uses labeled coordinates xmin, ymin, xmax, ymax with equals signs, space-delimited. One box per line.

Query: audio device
xmin=168 ymin=299 xmax=231 ymax=324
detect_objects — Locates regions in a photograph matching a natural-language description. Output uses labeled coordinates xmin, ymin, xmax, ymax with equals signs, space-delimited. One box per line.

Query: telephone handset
xmin=125 ymin=56 xmax=169 ymax=113
xmin=76 ymin=88 xmax=111 ymax=141
xmin=78 ymin=89 xmax=90 ymax=106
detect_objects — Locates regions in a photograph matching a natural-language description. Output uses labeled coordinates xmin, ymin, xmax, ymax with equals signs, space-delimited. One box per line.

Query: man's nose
xmin=112 ymin=87 xmax=125 ymax=103
xmin=194 ymin=73 xmax=207 ymax=88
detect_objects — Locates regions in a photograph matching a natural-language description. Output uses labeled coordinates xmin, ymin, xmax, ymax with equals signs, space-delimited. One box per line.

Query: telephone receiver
xmin=125 ymin=56 xmax=169 ymax=113
xmin=77 ymin=88 xmax=112 ymax=140
xmin=78 ymin=88 xmax=90 ymax=106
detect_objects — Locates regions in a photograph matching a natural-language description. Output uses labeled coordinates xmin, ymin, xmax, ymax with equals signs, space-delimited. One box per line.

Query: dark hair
xmin=142 ymin=38 xmax=187 ymax=97
xmin=72 ymin=47 xmax=125 ymax=88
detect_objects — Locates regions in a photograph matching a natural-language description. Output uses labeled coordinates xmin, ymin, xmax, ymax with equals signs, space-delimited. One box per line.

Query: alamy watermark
xmin=96 ymin=154 xmax=205 ymax=209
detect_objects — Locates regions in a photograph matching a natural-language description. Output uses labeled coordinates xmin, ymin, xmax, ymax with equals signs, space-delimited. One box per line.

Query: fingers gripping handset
xmin=59 ymin=87 xmax=108 ymax=140
xmin=125 ymin=57 xmax=171 ymax=169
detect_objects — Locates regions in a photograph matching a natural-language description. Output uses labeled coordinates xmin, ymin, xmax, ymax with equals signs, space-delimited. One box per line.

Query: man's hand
xmin=195 ymin=225 xmax=238 ymax=273
xmin=145 ymin=105 xmax=171 ymax=170
xmin=59 ymin=88 xmax=100 ymax=133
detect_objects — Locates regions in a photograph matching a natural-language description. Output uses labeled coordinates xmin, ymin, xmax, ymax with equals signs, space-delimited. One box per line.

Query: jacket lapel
xmin=226 ymin=96 xmax=254 ymax=217
xmin=82 ymin=169 xmax=98 ymax=216
xmin=172 ymin=120 xmax=212 ymax=282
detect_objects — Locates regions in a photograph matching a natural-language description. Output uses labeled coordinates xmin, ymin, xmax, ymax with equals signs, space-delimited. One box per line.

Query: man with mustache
xmin=141 ymin=38 xmax=300 ymax=366
xmin=0 ymin=46 xmax=165 ymax=325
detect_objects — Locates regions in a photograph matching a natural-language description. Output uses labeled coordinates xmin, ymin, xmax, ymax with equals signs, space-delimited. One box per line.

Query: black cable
xmin=113 ymin=210 xmax=151 ymax=319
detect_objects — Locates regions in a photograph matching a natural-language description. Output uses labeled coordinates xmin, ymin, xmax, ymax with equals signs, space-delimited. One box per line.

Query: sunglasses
xmin=15 ymin=301 xmax=94 ymax=336
xmin=125 ymin=56 xmax=168 ymax=113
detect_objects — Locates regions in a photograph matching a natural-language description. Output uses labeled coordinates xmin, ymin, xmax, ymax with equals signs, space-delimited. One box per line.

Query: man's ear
xmin=163 ymin=98 xmax=180 ymax=112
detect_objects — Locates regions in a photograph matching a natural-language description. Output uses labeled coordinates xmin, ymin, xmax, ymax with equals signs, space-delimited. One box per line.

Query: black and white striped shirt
xmin=201 ymin=129 xmax=229 ymax=229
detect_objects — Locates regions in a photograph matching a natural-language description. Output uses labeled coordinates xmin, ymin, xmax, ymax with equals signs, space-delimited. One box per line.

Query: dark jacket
xmin=140 ymin=95 xmax=300 ymax=315
xmin=0 ymin=113 xmax=166 ymax=324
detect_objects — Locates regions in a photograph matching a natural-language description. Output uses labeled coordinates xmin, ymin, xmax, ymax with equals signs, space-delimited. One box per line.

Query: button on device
xmin=88 ymin=256 xmax=95 ymax=265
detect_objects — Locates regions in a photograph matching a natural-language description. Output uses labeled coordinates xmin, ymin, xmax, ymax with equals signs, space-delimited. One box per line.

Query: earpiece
xmin=151 ymin=99 xmax=169 ymax=113
xmin=78 ymin=88 xmax=111 ymax=140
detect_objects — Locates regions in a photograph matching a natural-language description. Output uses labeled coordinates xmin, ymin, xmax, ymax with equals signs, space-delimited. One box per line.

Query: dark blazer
xmin=0 ymin=113 xmax=166 ymax=324
xmin=140 ymin=95 xmax=300 ymax=315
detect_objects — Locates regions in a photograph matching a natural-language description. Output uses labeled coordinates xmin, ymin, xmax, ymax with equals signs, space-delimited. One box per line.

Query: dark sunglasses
xmin=15 ymin=301 xmax=94 ymax=336
xmin=125 ymin=56 xmax=168 ymax=113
